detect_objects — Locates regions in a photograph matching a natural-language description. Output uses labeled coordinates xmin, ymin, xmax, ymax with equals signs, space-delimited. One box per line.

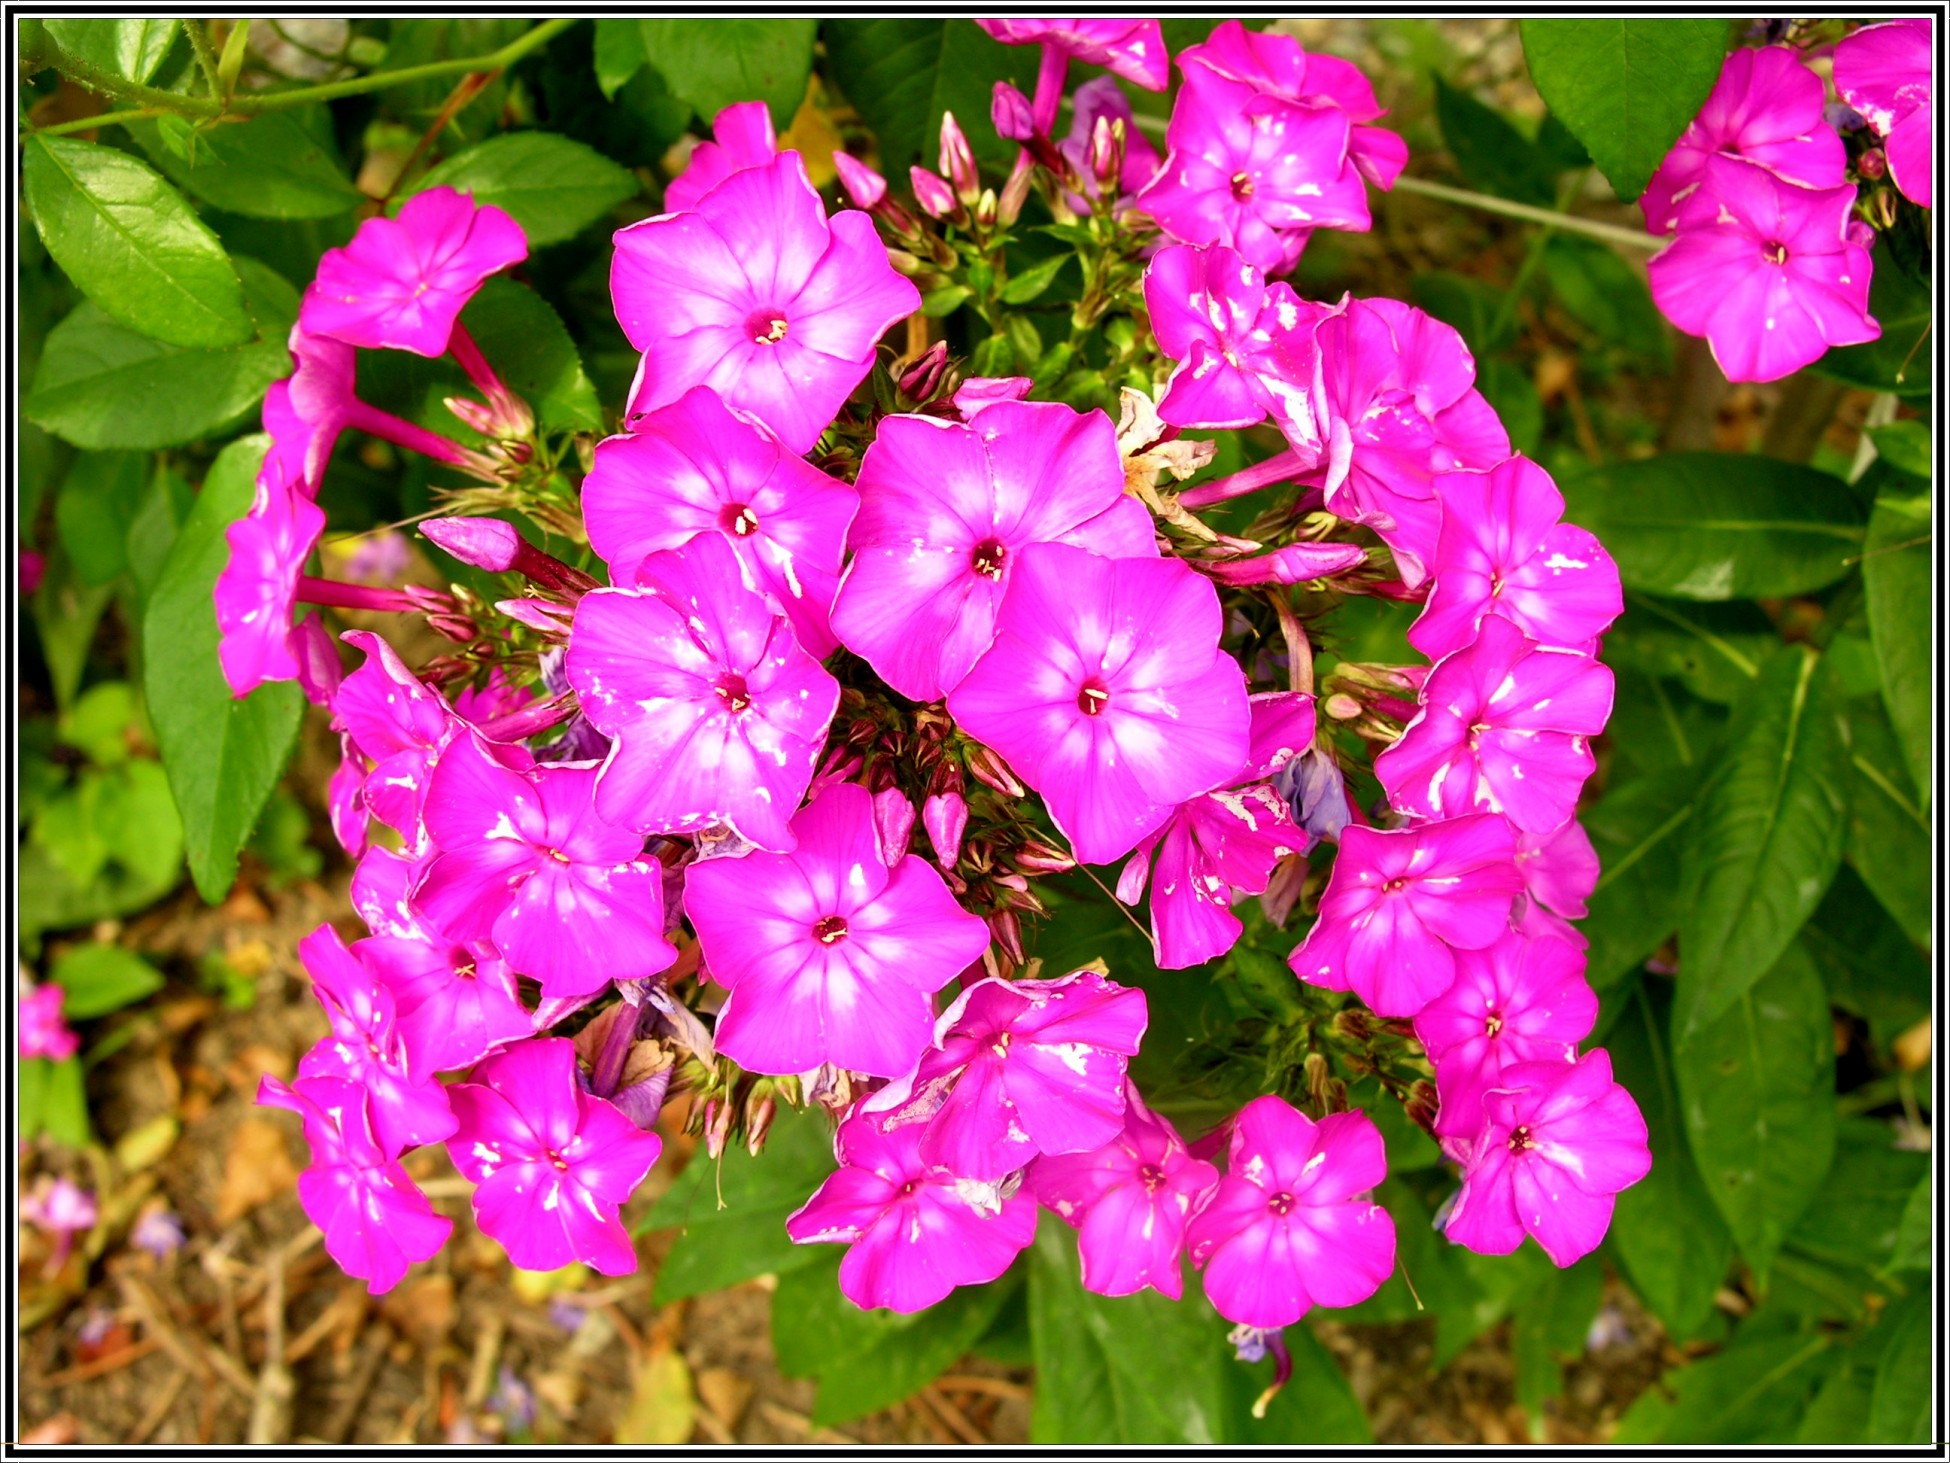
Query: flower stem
xmin=1390 ymin=175 xmax=1662 ymax=253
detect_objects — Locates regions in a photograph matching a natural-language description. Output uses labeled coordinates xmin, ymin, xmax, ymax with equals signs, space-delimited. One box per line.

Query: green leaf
xmin=1477 ymin=358 xmax=1543 ymax=456
xmin=1433 ymin=75 xmax=1555 ymax=204
xmin=1672 ymin=647 xmax=1849 ymax=1045
xmin=1560 ymin=453 xmax=1865 ymax=601
xmin=18 ymin=1058 xmax=51 ymax=1143
xmin=633 ymin=19 xmax=818 ymax=129
xmin=1783 ymin=1119 xmax=1928 ymax=1274
xmin=1518 ymin=20 xmax=1729 ymax=200
xmin=51 ymin=942 xmax=166 ymax=1019
xmin=1602 ymin=595 xmax=1770 ymax=706
xmin=59 ymin=681 xmax=138 ymax=765
xmin=414 ymin=132 xmax=639 ymax=248
xmin=16 ymin=838 xmax=182 ymax=946
xmin=1675 ymin=942 xmax=1837 ymax=1287
xmin=1613 ymin=1323 xmax=1831 ymax=1443
xmin=23 ymin=134 xmax=253 ymax=349
xmin=1581 ymin=766 xmax=1702 ymax=989
xmin=592 ymin=18 xmax=647 ymax=98
xmin=1866 ymin=1291 xmax=1932 ymax=1443
xmin=128 ymin=108 xmax=362 ymax=220
xmin=1796 ymin=1360 xmax=1877 ymax=1444
xmin=97 ymin=760 xmax=186 ymax=890
xmin=1860 ymin=477 xmax=1931 ymax=809
xmin=1841 ymin=697 xmax=1931 ymax=947
xmin=1801 ymin=866 xmax=1931 ymax=1049
xmin=1511 ymin=1255 xmax=1606 ymax=1418
xmin=1541 ymin=236 xmax=1670 ymax=365
xmin=30 ymin=545 xmax=116 ymax=708
xmin=45 ymin=18 xmax=179 ymax=84
xmin=126 ymin=460 xmax=196 ymax=608
xmin=55 ymin=450 xmax=146 ymax=586
xmin=42 ymin=1056 xmax=94 ymax=1147
xmin=640 ymin=1106 xmax=834 ymax=1302
xmin=771 ymin=1251 xmax=1015 ymax=1427
xmin=1866 ymin=420 xmax=1931 ymax=480
xmin=143 ymin=436 xmax=304 ymax=903
xmin=1411 ymin=270 xmax=1516 ymax=357
xmin=999 ymin=252 xmax=1072 ymax=306
xmin=822 ymin=19 xmax=1042 ymax=170
xmin=25 ymin=301 xmax=290 ymax=451
xmin=1607 ymin=983 xmax=1735 ymax=1339
xmin=1885 ymin=1173 xmax=1930 ymax=1275
xmin=1816 ymin=254 xmax=1932 ymax=398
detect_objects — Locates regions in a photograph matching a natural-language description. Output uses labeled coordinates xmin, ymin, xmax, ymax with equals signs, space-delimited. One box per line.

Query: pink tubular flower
xmin=682 ymin=783 xmax=992 ymax=1079
xmin=444 ymin=1038 xmax=663 ymax=1275
xmin=1641 ymin=46 xmax=1847 ymax=233
xmin=785 ymin=1109 xmax=1037 ymax=1313
xmin=1648 ymin=156 xmax=1877 ymax=384
xmin=295 ymin=924 xmax=457 ymax=1153
xmin=565 ymin=535 xmax=840 ymax=851
xmin=414 ymin=735 xmax=677 ymax=999
xmin=1143 ymin=243 xmax=1322 ymax=430
xmin=1376 ymin=615 xmax=1614 ymax=834
xmin=361 ymin=934 xmax=531 ymax=1075
xmin=216 ymin=459 xmax=327 ymax=698
xmin=1186 ymin=1096 xmax=1395 ymax=1328
xmin=666 ymin=100 xmax=777 ymax=212
xmin=332 ymin=629 xmax=462 ymax=845
xmin=23 ymin=1175 xmax=97 ymax=1245
xmin=1413 ymin=928 xmax=1596 ymax=1140
xmin=611 ymin=151 xmax=922 ymax=453
xmin=1287 ymin=814 xmax=1523 ymax=1017
xmin=258 ymin=1074 xmax=453 ymax=1293
xmin=976 ymin=18 xmax=1168 ymax=133
xmin=19 ymin=984 xmax=79 ymax=1061
xmin=1409 ymin=458 xmax=1622 ymax=661
xmin=1834 ymin=18 xmax=1934 ymax=210
xmin=830 ymin=401 xmax=1157 ymax=703
xmin=949 ymin=544 xmax=1251 ymax=866
xmin=1515 ymin=818 xmax=1600 ymax=921
xmin=582 ymin=386 xmax=858 ymax=657
xmin=303 ymin=187 xmax=527 ymax=356
xmin=1441 ymin=1048 xmax=1651 ymax=1267
xmin=886 ymin=970 xmax=1148 ymax=1181
xmin=1030 ymin=1082 xmax=1219 ymax=1299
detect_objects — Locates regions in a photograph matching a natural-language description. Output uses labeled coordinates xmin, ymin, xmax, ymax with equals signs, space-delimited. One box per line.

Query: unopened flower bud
xmin=845 ymin=716 xmax=880 ymax=748
xmin=910 ymin=165 xmax=958 ymax=220
xmin=988 ymin=908 xmax=1025 ymax=964
xmin=1846 ymin=218 xmax=1877 ymax=251
xmin=992 ymin=81 xmax=1037 ymax=142
xmin=1303 ymin=1051 xmax=1332 ymax=1109
xmin=1331 ymin=1008 xmax=1372 ymax=1043
xmin=940 ymin=111 xmax=981 ymax=203
xmin=1013 ymin=836 xmax=1076 ymax=875
xmin=922 ymin=792 xmax=968 ymax=870
xmin=897 ymin=340 xmax=950 ymax=401
xmin=701 ymin=1098 xmax=732 ymax=1159
xmin=495 ymin=597 xmax=576 ymax=635
xmin=426 ymin=612 xmax=482 ymax=644
xmin=974 ymin=187 xmax=998 ymax=230
xmin=1205 ymin=542 xmax=1369 ymax=588
xmin=833 ymin=149 xmax=888 ymax=210
xmin=1405 ymin=1081 xmax=1440 ymax=1137
xmin=872 ymin=786 xmax=916 ymax=865
xmin=1087 ymin=115 xmax=1124 ymax=191
xmin=965 ymin=744 xmax=1025 ymax=797
xmin=423 ymin=516 xmax=599 ymax=598
xmin=1857 ymin=146 xmax=1888 ymax=180
xmin=1323 ymin=693 xmax=1363 ymax=722
xmin=445 ymin=387 xmax=535 ymax=441
xmin=1273 ymin=745 xmax=1352 ymax=844
xmin=745 ymin=1091 xmax=778 ymax=1157
xmin=997 ymin=148 xmax=1035 ymax=226
xmin=1868 ymin=187 xmax=1900 ymax=230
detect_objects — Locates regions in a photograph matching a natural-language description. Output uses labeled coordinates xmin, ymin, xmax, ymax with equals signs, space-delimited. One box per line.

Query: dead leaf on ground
xmin=695 ymin=1366 xmax=755 ymax=1432
xmin=616 ymin=1339 xmax=697 ymax=1445
xmin=227 ymin=1043 xmax=292 ymax=1095
xmin=216 ymin=1119 xmax=298 ymax=1224
xmin=380 ymin=1275 xmax=456 ymax=1350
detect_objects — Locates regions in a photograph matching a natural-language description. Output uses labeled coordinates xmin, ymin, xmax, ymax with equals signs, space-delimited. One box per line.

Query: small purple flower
xmin=129 ymin=1204 xmax=187 ymax=1260
xmin=19 ymin=984 xmax=79 ymax=1061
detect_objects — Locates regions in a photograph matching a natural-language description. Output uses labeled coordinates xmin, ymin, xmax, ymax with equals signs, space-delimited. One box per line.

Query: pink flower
xmin=444 ymin=1038 xmax=663 ymax=1275
xmin=295 ymin=924 xmax=458 ymax=1153
xmin=20 ymin=549 xmax=45 ymax=597
xmin=885 ymin=970 xmax=1148 ymax=1181
xmin=1186 ymin=1096 xmax=1395 ymax=1328
xmin=611 ymin=152 xmax=921 ymax=453
xmin=949 ymin=544 xmax=1251 ymax=865
xmin=682 ymin=783 xmax=991 ymax=1079
xmin=785 ymin=1109 xmax=1037 ymax=1313
xmin=831 ymin=402 xmax=1157 ymax=703
xmin=22 ymin=1175 xmax=96 ymax=1240
xmin=1515 ymin=818 xmax=1600 ymax=921
xmin=1056 ymin=77 xmax=1165 ymax=210
xmin=1287 ymin=814 xmax=1524 ymax=1017
xmin=1409 ymin=458 xmax=1622 ymax=661
xmin=1143 ymin=243 xmax=1322 ymax=430
xmin=1834 ymin=18 xmax=1934 ymax=210
xmin=414 ymin=735 xmax=677 ymax=999
xmin=302 ymin=187 xmax=527 ymax=357
xmin=332 ymin=630 xmax=464 ymax=846
xmin=361 ymin=933 xmax=531 ymax=1075
xmin=1641 ymin=46 xmax=1848 ymax=233
xmin=583 ymin=386 xmax=858 ymax=658
xmin=19 ymin=984 xmax=79 ymax=1061
xmin=1413 ymin=927 xmax=1596 ymax=1140
xmin=1648 ymin=156 xmax=1878 ymax=384
xmin=665 ymin=100 xmax=777 ymax=212
xmin=1441 ymin=1048 xmax=1651 ymax=1267
xmin=215 ymin=458 xmax=326 ymax=698
xmin=975 ymin=18 xmax=1168 ymax=133
xmin=257 ymin=1074 xmax=454 ymax=1293
xmin=565 ymin=535 xmax=840 ymax=851
xmin=279 ymin=325 xmax=487 ymax=492
xmin=1376 ymin=615 xmax=1614 ymax=835
xmin=1030 ymin=1082 xmax=1219 ymax=1299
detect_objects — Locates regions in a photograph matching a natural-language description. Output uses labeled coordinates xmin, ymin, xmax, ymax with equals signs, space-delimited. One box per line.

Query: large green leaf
xmin=44 ymin=18 xmax=179 ymax=84
xmin=1519 ymin=20 xmax=1729 ymax=200
xmin=1800 ymin=866 xmax=1931 ymax=1049
xmin=1433 ymin=75 xmax=1556 ymax=204
xmin=128 ymin=108 xmax=362 ymax=220
xmin=1841 ymin=697 xmax=1931 ymax=947
xmin=1675 ymin=942 xmax=1837 ymax=1286
xmin=1860 ymin=473 xmax=1932 ymax=809
xmin=23 ymin=134 xmax=253 ymax=349
xmin=1885 ymin=1173 xmax=1930 ymax=1275
xmin=29 ymin=545 xmax=115 ymax=708
xmin=1673 ymin=647 xmax=1849 ymax=1046
xmin=51 ymin=942 xmax=167 ymax=1019
xmin=821 ymin=19 xmax=1043 ymax=170
xmin=1581 ymin=766 xmax=1702 ymax=989
xmin=54 ymin=451 xmax=146 ymax=585
xmin=415 ymin=132 xmax=639 ymax=248
xmin=1542 ymin=236 xmax=1670 ymax=365
xmin=1602 ymin=594 xmax=1770 ymax=706
xmin=629 ymin=19 xmax=818 ymax=129
xmin=1782 ymin=1120 xmax=1929 ymax=1274
xmin=1561 ymin=453 xmax=1866 ymax=601
xmin=1817 ymin=254 xmax=1933 ymax=398
xmin=1613 ymin=1321 xmax=1833 ymax=1443
xmin=1866 ymin=1291 xmax=1932 ymax=1444
xmin=1511 ymin=1255 xmax=1606 ymax=1418
xmin=143 ymin=436 xmax=304 ymax=902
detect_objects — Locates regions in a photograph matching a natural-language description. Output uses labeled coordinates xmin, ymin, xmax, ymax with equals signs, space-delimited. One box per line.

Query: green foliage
xmin=131 ymin=108 xmax=362 ymax=220
xmin=1816 ymin=254 xmax=1933 ymax=398
xmin=1614 ymin=1318 xmax=1833 ymax=1443
xmin=1859 ymin=468 xmax=1932 ymax=808
xmin=414 ymin=133 xmax=639 ymax=248
xmin=51 ymin=942 xmax=167 ymax=1018
xmin=1579 ymin=766 xmax=1700 ymax=989
xmin=1840 ymin=698 xmax=1931 ymax=946
xmin=821 ymin=19 xmax=1042 ymax=169
xmin=44 ymin=18 xmax=181 ymax=84
xmin=602 ymin=19 xmax=819 ymax=129
xmin=1433 ymin=76 xmax=1558 ymax=204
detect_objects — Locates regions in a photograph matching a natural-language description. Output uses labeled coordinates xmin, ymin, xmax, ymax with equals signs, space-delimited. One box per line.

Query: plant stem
xmin=186 ymin=20 xmax=225 ymax=100
xmin=1484 ymin=167 xmax=1589 ymax=346
xmin=1390 ymin=175 xmax=1663 ymax=253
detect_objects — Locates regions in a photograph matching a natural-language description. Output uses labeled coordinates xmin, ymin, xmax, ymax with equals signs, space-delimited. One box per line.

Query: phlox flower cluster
xmin=223 ymin=19 xmax=1651 ymax=1343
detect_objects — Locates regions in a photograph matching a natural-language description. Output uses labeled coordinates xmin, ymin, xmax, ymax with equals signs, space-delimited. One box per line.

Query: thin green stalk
xmin=1391 ymin=174 xmax=1662 ymax=253
xmin=1484 ymin=167 xmax=1590 ymax=346
xmin=186 ymin=20 xmax=225 ymax=100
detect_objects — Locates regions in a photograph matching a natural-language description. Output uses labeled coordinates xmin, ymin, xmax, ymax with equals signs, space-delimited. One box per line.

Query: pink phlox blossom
xmin=1514 ymin=818 xmax=1600 ymax=921
xmin=444 ymin=1038 xmax=663 ymax=1275
xmin=332 ymin=630 xmax=467 ymax=849
xmin=257 ymin=1073 xmax=453 ymax=1293
xmin=290 ymin=613 xmax=344 ymax=710
xmin=583 ymin=385 xmax=857 ymax=657
xmin=23 ymin=1176 xmax=98 ymax=1248
xmin=784 ymin=1108 xmax=1037 ymax=1313
xmin=1376 ymin=614 xmax=1614 ymax=835
xmin=611 ymin=151 xmax=922 ymax=453
xmin=1287 ymin=813 xmax=1524 ymax=1017
xmin=881 ymin=969 xmax=1148 ymax=1182
xmin=303 ymin=187 xmax=526 ymax=356
xmin=832 ymin=401 xmax=1156 ymax=703
xmin=414 ymin=734 xmax=677 ymax=998
xmin=1834 ymin=18 xmax=1934 ymax=209
xmin=1648 ymin=155 xmax=1877 ymax=383
xmin=215 ymin=455 xmax=326 ymax=699
xmin=19 ymin=984 xmax=79 ymax=1061
xmin=1185 ymin=1095 xmax=1395 ymax=1328
xmin=952 ymin=376 xmax=1034 ymax=417
xmin=1641 ymin=46 xmax=1848 ymax=233
xmin=565 ymin=533 xmax=840 ymax=851
xmin=1440 ymin=1048 xmax=1651 ymax=1267
xmin=949 ymin=543 xmax=1251 ymax=865
xmin=1413 ymin=927 xmax=1597 ymax=1141
xmin=451 ymin=667 xmax=533 ymax=727
xmin=361 ymin=932 xmax=532 ymax=1075
xmin=666 ymin=100 xmax=778 ymax=212
xmin=682 ymin=783 xmax=992 ymax=1078
xmin=1057 ymin=77 xmax=1165 ymax=211
xmin=974 ymin=18 xmax=1169 ymax=90
xmin=1143 ymin=243 xmax=1327 ymax=430
xmin=1030 ymin=1081 xmax=1219 ymax=1299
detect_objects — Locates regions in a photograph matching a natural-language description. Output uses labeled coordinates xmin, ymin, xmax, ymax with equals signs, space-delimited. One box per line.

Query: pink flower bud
xmin=702 ymin=1098 xmax=732 ymax=1160
xmin=988 ymin=907 xmax=1025 ymax=963
xmin=1846 ymin=218 xmax=1878 ymax=251
xmin=997 ymin=147 xmax=1035 ymax=226
xmin=1323 ymin=692 xmax=1363 ymax=721
xmin=940 ymin=111 xmax=981 ymax=202
xmin=444 ymin=389 xmax=534 ymax=441
xmin=423 ymin=515 xmax=520 ymax=572
xmin=495 ymin=597 xmax=575 ymax=634
xmin=897 ymin=340 xmax=950 ymax=402
xmin=1204 ymin=542 xmax=1369 ymax=587
xmin=922 ymin=792 xmax=969 ymax=870
xmin=992 ymin=81 xmax=1037 ymax=142
xmin=20 ymin=549 xmax=45 ymax=596
xmin=1087 ymin=114 xmax=1124 ymax=190
xmin=966 ymin=744 xmax=1026 ymax=797
xmin=426 ymin=612 xmax=482 ymax=644
xmin=1013 ymin=836 xmax=1076 ymax=874
xmin=872 ymin=786 xmax=917 ymax=865
xmin=910 ymin=165 xmax=958 ymax=219
xmin=833 ymin=150 xmax=888 ymax=210
xmin=1857 ymin=146 xmax=1888 ymax=180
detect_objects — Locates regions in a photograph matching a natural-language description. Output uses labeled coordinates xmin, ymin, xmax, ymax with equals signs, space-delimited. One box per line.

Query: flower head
xmin=362 ymin=932 xmax=531 ymax=1075
xmin=19 ymin=984 xmax=79 ymax=1061
xmin=1514 ymin=818 xmax=1600 ymax=921
xmin=1143 ymin=243 xmax=1323 ymax=430
xmin=665 ymin=100 xmax=778 ymax=212
xmin=975 ymin=18 xmax=1169 ymax=92
xmin=216 ymin=457 xmax=326 ymax=698
xmin=1834 ymin=18 xmax=1934 ymax=209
